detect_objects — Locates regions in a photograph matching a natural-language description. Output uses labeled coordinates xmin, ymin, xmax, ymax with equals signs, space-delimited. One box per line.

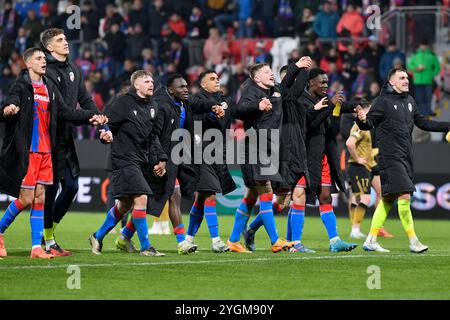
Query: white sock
xmin=366 ymin=234 xmax=377 ymax=243
xmin=32 ymin=245 xmax=41 ymax=250
xmin=293 ymin=240 xmax=301 ymax=245
xmin=186 ymin=235 xmax=194 ymax=243
xmin=330 ymin=236 xmax=340 ymax=244
xmin=352 ymin=225 xmax=360 ymax=233
xmin=45 ymin=239 xmax=56 ymax=251
xmin=409 ymin=236 xmax=418 ymax=245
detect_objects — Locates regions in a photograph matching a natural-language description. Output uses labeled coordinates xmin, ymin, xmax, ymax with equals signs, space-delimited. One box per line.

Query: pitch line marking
xmin=1 ymin=253 xmax=449 ymax=270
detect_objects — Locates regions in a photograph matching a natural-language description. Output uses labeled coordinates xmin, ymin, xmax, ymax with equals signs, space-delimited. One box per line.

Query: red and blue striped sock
xmin=121 ymin=219 xmax=135 ymax=239
xmin=173 ymin=224 xmax=186 ymax=243
xmin=0 ymin=199 xmax=26 ymax=234
xmin=290 ymin=204 xmax=305 ymax=242
xmin=259 ymin=193 xmax=278 ymax=244
xmin=204 ymin=199 xmax=219 ymax=238
xmin=286 ymin=207 xmax=292 ymax=241
xmin=319 ymin=204 xmax=338 ymax=240
xmin=95 ymin=205 xmax=122 ymax=241
xmin=249 ymin=201 xmax=281 ymax=233
xmin=30 ymin=203 xmax=44 ymax=247
xmin=132 ymin=208 xmax=151 ymax=251
xmin=230 ymin=197 xmax=256 ymax=242
xmin=187 ymin=200 xmax=204 ymax=237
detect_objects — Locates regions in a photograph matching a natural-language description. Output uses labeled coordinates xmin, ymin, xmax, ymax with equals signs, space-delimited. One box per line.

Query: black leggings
xmin=44 ymin=164 xmax=79 ymax=229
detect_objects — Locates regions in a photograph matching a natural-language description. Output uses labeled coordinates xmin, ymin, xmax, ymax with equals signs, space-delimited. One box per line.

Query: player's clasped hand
xmin=259 ymin=97 xmax=272 ymax=112
xmin=3 ymin=104 xmax=20 ymax=117
xmin=330 ymin=91 xmax=345 ymax=105
xmin=211 ymin=105 xmax=225 ymax=118
xmin=314 ymin=97 xmax=328 ymax=110
xmin=153 ymin=161 xmax=167 ymax=177
xmin=89 ymin=114 xmax=108 ymax=125
xmin=99 ymin=129 xmax=113 ymax=143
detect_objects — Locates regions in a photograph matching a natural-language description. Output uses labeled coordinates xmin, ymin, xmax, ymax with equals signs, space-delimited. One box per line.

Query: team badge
xmin=408 ymin=103 xmax=412 ymax=112
xmin=150 ymin=108 xmax=155 ymax=119
xmin=272 ymin=92 xmax=281 ymax=98
xmin=69 ymin=72 xmax=75 ymax=82
xmin=394 ymin=105 xmax=397 ymax=110
xmin=133 ymin=110 xmax=137 ymax=116
xmin=221 ymin=101 xmax=228 ymax=110
xmin=171 ymin=119 xmax=175 ymax=124
xmin=57 ymin=76 xmax=61 ymax=82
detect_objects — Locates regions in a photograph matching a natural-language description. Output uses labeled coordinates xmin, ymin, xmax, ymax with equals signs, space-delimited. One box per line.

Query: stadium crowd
xmin=1 ymin=0 xmax=449 ymax=140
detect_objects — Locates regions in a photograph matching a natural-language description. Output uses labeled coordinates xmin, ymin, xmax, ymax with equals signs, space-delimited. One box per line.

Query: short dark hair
xmin=248 ymin=63 xmax=269 ymax=79
xmin=198 ymin=70 xmax=217 ymax=83
xmin=23 ymin=47 xmax=44 ymax=62
xmin=280 ymin=65 xmax=289 ymax=75
xmin=167 ymin=73 xmax=184 ymax=87
xmin=41 ymin=28 xmax=64 ymax=49
xmin=308 ymin=68 xmax=327 ymax=81
xmin=387 ymin=67 xmax=407 ymax=81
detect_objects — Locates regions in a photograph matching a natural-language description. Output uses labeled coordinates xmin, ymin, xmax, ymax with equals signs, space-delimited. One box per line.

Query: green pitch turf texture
xmin=0 ymin=212 xmax=449 ymax=300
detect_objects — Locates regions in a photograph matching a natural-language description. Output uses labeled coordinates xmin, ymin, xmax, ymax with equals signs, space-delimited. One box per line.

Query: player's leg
xmin=363 ymin=193 xmax=396 ymax=252
xmin=201 ymin=192 xmax=228 ymax=253
xmin=289 ymin=185 xmax=315 ymax=253
xmin=89 ymin=197 xmax=131 ymax=255
xmin=397 ymin=192 xmax=428 ymax=253
xmin=169 ymin=187 xmax=197 ymax=254
xmin=132 ymin=194 xmax=164 ymax=256
xmin=0 ymin=188 xmax=33 ymax=257
xmin=30 ymin=184 xmax=53 ymax=259
xmin=349 ymin=166 xmax=370 ymax=239
xmin=318 ymin=187 xmax=357 ymax=252
xmin=186 ymin=192 xmax=204 ymax=244
xmin=51 ymin=164 xmax=79 ymax=239
xmin=43 ymin=180 xmax=58 ymax=250
xmin=228 ymin=187 xmax=257 ymax=252
xmin=371 ymin=174 xmax=394 ymax=238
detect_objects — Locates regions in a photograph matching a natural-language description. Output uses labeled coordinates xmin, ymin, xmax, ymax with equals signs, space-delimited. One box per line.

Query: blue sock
xmin=132 ymin=209 xmax=151 ymax=251
xmin=173 ymin=224 xmax=186 ymax=243
xmin=259 ymin=193 xmax=278 ymax=244
xmin=187 ymin=200 xmax=204 ymax=237
xmin=95 ymin=205 xmax=122 ymax=241
xmin=229 ymin=198 xmax=254 ymax=242
xmin=204 ymin=199 xmax=219 ymax=238
xmin=30 ymin=203 xmax=44 ymax=247
xmin=320 ymin=204 xmax=338 ymax=240
xmin=290 ymin=204 xmax=305 ymax=242
xmin=0 ymin=200 xmax=26 ymax=234
xmin=121 ymin=218 xmax=135 ymax=239
xmin=286 ymin=208 xmax=292 ymax=241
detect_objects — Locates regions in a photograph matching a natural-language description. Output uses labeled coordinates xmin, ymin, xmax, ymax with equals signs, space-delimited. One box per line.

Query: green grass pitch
xmin=0 ymin=212 xmax=449 ymax=300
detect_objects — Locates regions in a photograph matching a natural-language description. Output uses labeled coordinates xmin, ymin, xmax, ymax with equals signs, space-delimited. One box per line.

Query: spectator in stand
xmin=407 ymin=40 xmax=441 ymax=116
xmin=336 ymin=3 xmax=364 ymax=51
xmin=236 ymin=0 xmax=254 ymax=38
xmin=127 ymin=23 xmax=152 ymax=63
xmin=320 ymin=45 xmax=343 ymax=73
xmin=300 ymin=40 xmax=322 ymax=66
xmin=379 ymin=41 xmax=406 ymax=81
xmin=104 ymin=23 xmax=126 ymax=77
xmin=1 ymin=1 xmax=20 ymax=38
xmin=94 ymin=50 xmax=112 ymax=82
xmin=0 ymin=66 xmax=14 ymax=105
xmin=128 ymin=0 xmax=150 ymax=32
xmin=287 ymin=48 xmax=301 ymax=65
xmin=297 ymin=6 xmax=315 ymax=38
xmin=254 ymin=0 xmax=275 ymax=37
xmin=254 ymin=41 xmax=273 ymax=66
xmin=141 ymin=47 xmax=163 ymax=74
xmin=275 ymin=0 xmax=295 ymax=37
xmin=327 ymin=61 xmax=342 ymax=87
xmin=367 ymin=81 xmax=381 ymax=102
xmin=188 ymin=5 xmax=209 ymax=39
xmin=351 ymin=58 xmax=376 ymax=97
xmin=203 ymin=27 xmax=230 ymax=68
xmin=80 ymin=1 xmax=100 ymax=42
xmin=213 ymin=0 xmax=238 ymax=36
xmin=149 ymin=0 xmax=170 ymax=47
xmin=167 ymin=39 xmax=189 ymax=77
xmin=75 ymin=49 xmax=96 ymax=78
xmin=313 ymin=0 xmax=339 ymax=39
xmin=362 ymin=35 xmax=385 ymax=83
xmin=227 ymin=62 xmax=247 ymax=102
xmin=22 ymin=10 xmax=43 ymax=46
xmin=115 ymin=59 xmax=136 ymax=90
xmin=167 ymin=13 xmax=187 ymax=38
xmin=342 ymin=43 xmax=361 ymax=74
xmin=99 ymin=4 xmax=124 ymax=38
xmin=14 ymin=27 xmax=32 ymax=55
